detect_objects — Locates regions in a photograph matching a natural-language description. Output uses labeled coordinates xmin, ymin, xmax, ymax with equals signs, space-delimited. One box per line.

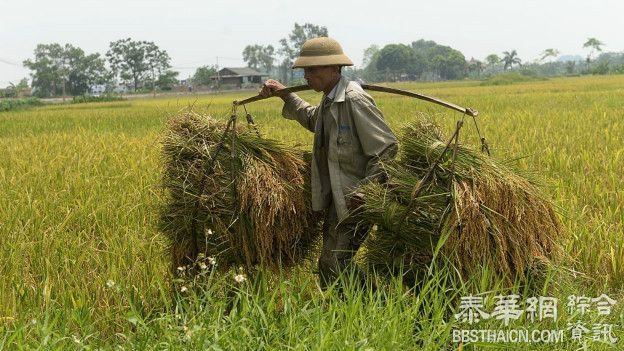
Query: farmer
xmin=260 ymin=37 xmax=398 ymax=290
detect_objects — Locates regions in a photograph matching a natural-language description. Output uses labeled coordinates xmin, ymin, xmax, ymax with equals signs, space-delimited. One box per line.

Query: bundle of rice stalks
xmin=160 ymin=109 xmax=321 ymax=274
xmin=357 ymin=116 xmax=565 ymax=285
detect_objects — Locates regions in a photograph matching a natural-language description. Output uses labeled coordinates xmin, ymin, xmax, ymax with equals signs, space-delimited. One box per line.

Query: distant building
xmin=90 ymin=84 xmax=106 ymax=96
xmin=211 ymin=67 xmax=268 ymax=88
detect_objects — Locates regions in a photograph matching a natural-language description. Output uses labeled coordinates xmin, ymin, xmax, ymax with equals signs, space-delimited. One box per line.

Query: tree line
xmin=8 ymin=28 xmax=622 ymax=99
xmin=240 ymin=26 xmax=622 ymax=83
xmin=21 ymin=39 xmax=178 ymax=98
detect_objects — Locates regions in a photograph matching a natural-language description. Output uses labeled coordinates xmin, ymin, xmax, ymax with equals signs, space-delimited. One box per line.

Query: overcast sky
xmin=1 ymin=0 xmax=622 ymax=86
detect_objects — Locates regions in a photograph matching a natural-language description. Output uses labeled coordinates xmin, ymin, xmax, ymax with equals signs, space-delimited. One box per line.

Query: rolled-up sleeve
xmin=282 ymin=93 xmax=318 ymax=133
xmin=350 ymin=95 xmax=398 ymax=184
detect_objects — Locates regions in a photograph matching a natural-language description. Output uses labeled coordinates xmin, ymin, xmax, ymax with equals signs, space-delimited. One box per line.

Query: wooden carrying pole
xmin=233 ymin=83 xmax=478 ymax=117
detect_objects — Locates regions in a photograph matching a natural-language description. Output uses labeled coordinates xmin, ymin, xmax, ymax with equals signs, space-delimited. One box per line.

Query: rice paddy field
xmin=1 ymin=75 xmax=623 ymax=350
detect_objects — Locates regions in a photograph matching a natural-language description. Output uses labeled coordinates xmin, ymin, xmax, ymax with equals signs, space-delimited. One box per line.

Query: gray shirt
xmin=282 ymin=76 xmax=398 ymax=220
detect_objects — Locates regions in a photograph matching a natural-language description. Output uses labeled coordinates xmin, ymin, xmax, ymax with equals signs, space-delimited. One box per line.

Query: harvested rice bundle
xmin=160 ymin=109 xmax=320 ymax=274
xmin=358 ymin=116 xmax=564 ymax=284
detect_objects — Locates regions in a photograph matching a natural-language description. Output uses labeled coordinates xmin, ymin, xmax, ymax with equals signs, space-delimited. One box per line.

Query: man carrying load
xmin=260 ymin=37 xmax=398 ymax=290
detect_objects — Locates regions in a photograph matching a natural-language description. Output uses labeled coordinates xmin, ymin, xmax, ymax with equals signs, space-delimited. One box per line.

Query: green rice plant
xmin=160 ymin=109 xmax=321 ymax=275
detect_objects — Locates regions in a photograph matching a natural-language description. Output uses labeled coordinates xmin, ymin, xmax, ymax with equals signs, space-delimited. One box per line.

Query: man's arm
xmin=281 ymin=94 xmax=318 ymax=132
xmin=350 ymin=94 xmax=399 ymax=185
xmin=260 ymin=79 xmax=318 ymax=132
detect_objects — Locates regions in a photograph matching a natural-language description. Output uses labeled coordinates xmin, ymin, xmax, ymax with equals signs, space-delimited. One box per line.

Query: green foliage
xmin=191 ymin=65 xmax=217 ymax=86
xmin=466 ymin=58 xmax=484 ymax=78
xmin=365 ymin=39 xmax=466 ymax=82
xmin=106 ymin=38 xmax=172 ymax=92
xmin=592 ymin=61 xmax=610 ymax=75
xmin=375 ymin=44 xmax=421 ymax=80
xmin=427 ymin=41 xmax=465 ymax=79
xmin=278 ymin=22 xmax=328 ymax=83
xmin=0 ymin=79 xmax=29 ymax=98
xmin=71 ymin=94 xmax=125 ymax=104
xmin=501 ymin=50 xmax=522 ymax=70
xmin=0 ymin=97 xmax=42 ymax=112
xmin=583 ymin=38 xmax=604 ymax=57
xmin=612 ymin=64 xmax=624 ymax=74
xmin=155 ymin=70 xmax=179 ymax=90
xmin=480 ymin=72 xmax=547 ymax=86
xmin=540 ymin=48 xmax=560 ymax=62
xmin=485 ymin=53 xmax=501 ymax=66
xmin=23 ymin=43 xmax=107 ymax=97
xmin=279 ymin=22 xmax=328 ymax=61
xmin=362 ymin=44 xmax=380 ymax=67
xmin=242 ymin=44 xmax=275 ymax=73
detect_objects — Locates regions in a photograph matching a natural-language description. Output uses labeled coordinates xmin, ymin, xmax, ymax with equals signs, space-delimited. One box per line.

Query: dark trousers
xmin=318 ymin=201 xmax=371 ymax=290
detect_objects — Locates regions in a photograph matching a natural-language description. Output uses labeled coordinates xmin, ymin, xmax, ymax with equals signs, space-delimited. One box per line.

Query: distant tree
xmin=540 ymin=48 xmax=560 ymax=62
xmin=362 ymin=45 xmax=382 ymax=81
xmin=23 ymin=43 xmax=65 ymax=97
xmin=243 ymin=44 xmax=275 ymax=73
xmin=591 ymin=61 xmax=610 ymax=75
xmin=258 ymin=45 xmax=275 ymax=74
xmin=410 ymin=40 xmax=466 ymax=80
xmin=192 ymin=65 xmax=217 ymax=86
xmin=23 ymin=43 xmax=107 ymax=97
xmin=363 ymin=45 xmax=380 ymax=66
xmin=242 ymin=45 xmax=261 ymax=70
xmin=426 ymin=45 xmax=466 ymax=80
xmin=279 ymin=23 xmax=328 ymax=82
xmin=485 ymin=54 xmax=501 ymax=66
xmin=583 ymin=37 xmax=604 ymax=70
xmin=467 ymin=58 xmax=484 ymax=76
xmin=501 ymin=50 xmax=522 ymax=70
xmin=376 ymin=44 xmax=421 ymax=81
xmin=565 ymin=61 xmax=576 ymax=75
xmin=411 ymin=39 xmax=438 ymax=52
xmin=145 ymin=42 xmax=172 ymax=94
xmin=0 ymin=78 xmax=28 ymax=98
xmin=16 ymin=78 xmax=29 ymax=92
xmin=66 ymin=47 xmax=108 ymax=95
xmin=106 ymin=38 xmax=171 ymax=92
xmin=156 ymin=70 xmax=179 ymax=90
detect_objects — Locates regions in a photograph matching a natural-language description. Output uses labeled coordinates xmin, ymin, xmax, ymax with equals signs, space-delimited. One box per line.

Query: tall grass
xmin=0 ymin=75 xmax=622 ymax=349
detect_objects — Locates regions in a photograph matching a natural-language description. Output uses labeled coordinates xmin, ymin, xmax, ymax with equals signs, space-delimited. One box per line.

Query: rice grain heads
xmin=160 ymin=109 xmax=320 ymax=274
xmin=357 ymin=116 xmax=565 ymax=285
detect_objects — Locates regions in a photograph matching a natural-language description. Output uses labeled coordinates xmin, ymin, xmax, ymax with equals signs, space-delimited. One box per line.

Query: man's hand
xmin=259 ymin=79 xmax=289 ymax=101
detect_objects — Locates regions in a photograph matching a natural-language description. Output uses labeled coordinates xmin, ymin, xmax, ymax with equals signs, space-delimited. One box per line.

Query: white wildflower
xmin=106 ymin=279 xmax=116 ymax=288
xmin=199 ymin=263 xmax=208 ymax=270
xmin=180 ymin=286 xmax=188 ymax=293
xmin=177 ymin=266 xmax=186 ymax=272
xmin=207 ymin=256 xmax=216 ymax=266
xmin=30 ymin=318 xmax=37 ymax=325
xmin=234 ymin=274 xmax=246 ymax=283
xmin=206 ymin=228 xmax=213 ymax=235
xmin=72 ymin=335 xmax=81 ymax=344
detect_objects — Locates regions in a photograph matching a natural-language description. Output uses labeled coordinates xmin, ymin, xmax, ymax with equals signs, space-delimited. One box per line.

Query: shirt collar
xmin=325 ymin=75 xmax=348 ymax=102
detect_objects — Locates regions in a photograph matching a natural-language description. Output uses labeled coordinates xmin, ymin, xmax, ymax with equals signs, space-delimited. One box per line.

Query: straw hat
xmin=292 ymin=37 xmax=354 ymax=68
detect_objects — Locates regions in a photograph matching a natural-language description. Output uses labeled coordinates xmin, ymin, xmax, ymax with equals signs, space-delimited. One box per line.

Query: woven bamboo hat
xmin=292 ymin=37 xmax=354 ymax=68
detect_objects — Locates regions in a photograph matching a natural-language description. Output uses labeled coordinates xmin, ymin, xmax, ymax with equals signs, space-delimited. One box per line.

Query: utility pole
xmin=216 ymin=56 xmax=220 ymax=90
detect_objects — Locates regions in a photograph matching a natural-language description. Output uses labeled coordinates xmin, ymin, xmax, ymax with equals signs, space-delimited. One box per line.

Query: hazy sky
xmin=1 ymin=0 xmax=622 ymax=86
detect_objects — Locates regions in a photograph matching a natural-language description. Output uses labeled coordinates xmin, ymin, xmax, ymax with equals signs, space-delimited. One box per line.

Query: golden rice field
xmin=0 ymin=75 xmax=622 ymax=349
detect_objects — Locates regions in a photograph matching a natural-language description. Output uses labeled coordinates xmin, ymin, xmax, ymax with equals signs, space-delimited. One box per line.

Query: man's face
xmin=303 ymin=66 xmax=338 ymax=92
